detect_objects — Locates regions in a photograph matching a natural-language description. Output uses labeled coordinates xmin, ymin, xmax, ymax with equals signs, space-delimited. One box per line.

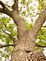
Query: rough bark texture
xmin=11 ymin=50 xmax=46 ymax=61
xmin=0 ymin=1 xmax=46 ymax=61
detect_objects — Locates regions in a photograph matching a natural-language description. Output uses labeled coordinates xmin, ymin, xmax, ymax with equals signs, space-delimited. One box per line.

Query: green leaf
xmin=2 ymin=17 xmax=10 ymax=23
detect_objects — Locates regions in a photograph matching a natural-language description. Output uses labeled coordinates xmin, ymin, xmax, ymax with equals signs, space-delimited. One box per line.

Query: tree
xmin=0 ymin=0 xmax=46 ymax=61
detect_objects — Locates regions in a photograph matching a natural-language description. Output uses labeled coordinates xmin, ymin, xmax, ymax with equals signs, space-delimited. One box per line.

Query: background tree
xmin=0 ymin=0 xmax=46 ymax=61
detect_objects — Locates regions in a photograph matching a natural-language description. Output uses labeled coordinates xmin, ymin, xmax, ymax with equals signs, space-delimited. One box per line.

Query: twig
xmin=36 ymin=44 xmax=46 ymax=47
xmin=0 ymin=44 xmax=16 ymax=48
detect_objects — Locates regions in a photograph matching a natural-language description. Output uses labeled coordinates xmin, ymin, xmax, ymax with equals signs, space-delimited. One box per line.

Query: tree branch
xmin=0 ymin=44 xmax=15 ymax=48
xmin=0 ymin=1 xmax=12 ymax=17
xmin=11 ymin=11 xmax=27 ymax=39
xmin=0 ymin=8 xmax=12 ymax=17
xmin=36 ymin=44 xmax=46 ymax=48
xmin=0 ymin=1 xmax=5 ymax=8
xmin=28 ymin=9 xmax=46 ymax=41
xmin=12 ymin=0 xmax=18 ymax=12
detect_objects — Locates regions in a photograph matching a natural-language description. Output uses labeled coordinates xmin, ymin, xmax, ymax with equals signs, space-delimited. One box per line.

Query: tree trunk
xmin=11 ymin=41 xmax=46 ymax=61
xmin=11 ymin=51 xmax=46 ymax=61
xmin=11 ymin=30 xmax=46 ymax=61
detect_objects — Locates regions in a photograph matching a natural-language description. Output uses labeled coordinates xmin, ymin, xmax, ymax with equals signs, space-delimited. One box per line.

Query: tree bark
xmin=11 ymin=49 xmax=46 ymax=61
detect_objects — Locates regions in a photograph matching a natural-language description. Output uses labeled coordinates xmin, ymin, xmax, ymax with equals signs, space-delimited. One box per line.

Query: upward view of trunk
xmin=0 ymin=0 xmax=46 ymax=61
xmin=10 ymin=10 xmax=46 ymax=61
